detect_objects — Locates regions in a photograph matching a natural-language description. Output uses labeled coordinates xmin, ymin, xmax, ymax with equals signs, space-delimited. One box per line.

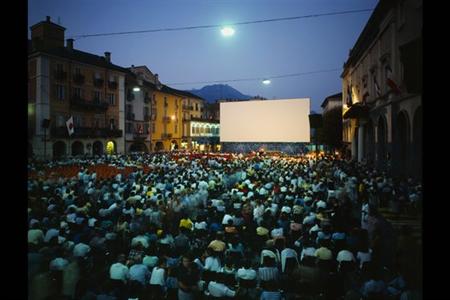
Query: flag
xmin=385 ymin=65 xmax=401 ymax=94
xmin=66 ymin=116 xmax=74 ymax=136
xmin=373 ymin=75 xmax=381 ymax=97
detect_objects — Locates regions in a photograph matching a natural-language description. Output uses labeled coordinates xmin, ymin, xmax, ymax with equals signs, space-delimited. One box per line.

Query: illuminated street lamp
xmin=262 ymin=79 xmax=271 ymax=85
xmin=171 ymin=115 xmax=176 ymax=121
xmin=221 ymin=27 xmax=235 ymax=37
xmin=133 ymin=87 xmax=140 ymax=92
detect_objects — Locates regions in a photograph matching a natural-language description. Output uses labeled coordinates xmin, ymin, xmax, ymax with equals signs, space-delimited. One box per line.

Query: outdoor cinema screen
xmin=220 ymin=98 xmax=311 ymax=143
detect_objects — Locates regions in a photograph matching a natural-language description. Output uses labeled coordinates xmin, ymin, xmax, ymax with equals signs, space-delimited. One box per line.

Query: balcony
xmin=127 ymin=93 xmax=135 ymax=102
xmin=51 ymin=126 xmax=122 ymax=138
xmin=54 ymin=70 xmax=67 ymax=81
xmin=73 ymin=74 xmax=85 ymax=85
xmin=182 ymin=105 xmax=193 ymax=110
xmin=126 ymin=113 xmax=135 ymax=121
xmin=70 ymin=96 xmax=109 ymax=111
xmin=133 ymin=132 xmax=149 ymax=140
xmin=93 ymin=78 xmax=104 ymax=87
xmin=108 ymin=81 xmax=118 ymax=90
xmin=161 ymin=133 xmax=172 ymax=139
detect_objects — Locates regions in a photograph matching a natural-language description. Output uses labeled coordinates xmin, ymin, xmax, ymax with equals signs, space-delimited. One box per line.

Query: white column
xmin=358 ymin=125 xmax=365 ymax=162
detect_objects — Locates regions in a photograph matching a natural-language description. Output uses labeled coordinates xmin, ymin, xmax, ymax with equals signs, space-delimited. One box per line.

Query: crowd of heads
xmin=28 ymin=151 xmax=422 ymax=300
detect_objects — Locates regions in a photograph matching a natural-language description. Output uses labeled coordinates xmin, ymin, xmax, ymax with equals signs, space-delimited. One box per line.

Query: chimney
xmin=104 ymin=52 xmax=111 ymax=63
xmin=66 ymin=39 xmax=74 ymax=50
xmin=46 ymin=16 xmax=51 ymax=22
xmin=154 ymin=73 xmax=159 ymax=83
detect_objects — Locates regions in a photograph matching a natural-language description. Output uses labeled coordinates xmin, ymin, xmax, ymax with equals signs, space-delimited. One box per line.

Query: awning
xmin=343 ymin=102 xmax=370 ymax=119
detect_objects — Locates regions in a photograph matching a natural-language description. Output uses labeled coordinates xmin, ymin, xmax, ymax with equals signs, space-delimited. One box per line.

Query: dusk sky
xmin=28 ymin=0 xmax=378 ymax=112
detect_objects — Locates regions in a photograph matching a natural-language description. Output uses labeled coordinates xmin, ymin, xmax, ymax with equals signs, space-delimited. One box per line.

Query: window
xmin=110 ymin=119 xmax=116 ymax=130
xmin=108 ymin=93 xmax=115 ymax=105
xmin=126 ymin=104 xmax=132 ymax=113
xmin=73 ymin=88 xmax=82 ymax=98
xmin=144 ymin=124 xmax=149 ymax=134
xmin=94 ymin=72 xmax=101 ymax=79
xmin=93 ymin=91 xmax=102 ymax=103
xmin=144 ymin=107 xmax=149 ymax=118
xmin=126 ymin=122 xmax=133 ymax=134
xmin=56 ymin=115 xmax=65 ymax=127
xmin=174 ymin=123 xmax=178 ymax=133
xmin=195 ymin=103 xmax=198 ymax=111
xmin=164 ymin=97 xmax=168 ymax=107
xmin=73 ymin=115 xmax=82 ymax=127
xmin=74 ymin=67 xmax=81 ymax=75
xmin=56 ymin=85 xmax=65 ymax=100
xmin=56 ymin=63 xmax=63 ymax=72
xmin=152 ymin=123 xmax=156 ymax=133
xmin=93 ymin=114 xmax=103 ymax=128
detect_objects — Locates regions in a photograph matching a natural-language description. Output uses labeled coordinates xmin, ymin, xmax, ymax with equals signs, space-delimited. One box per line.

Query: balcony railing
xmin=70 ymin=96 xmax=109 ymax=111
xmin=73 ymin=74 xmax=85 ymax=85
xmin=93 ymin=78 xmax=104 ymax=87
xmin=126 ymin=113 xmax=135 ymax=121
xmin=133 ymin=132 xmax=149 ymax=139
xmin=51 ymin=126 xmax=122 ymax=138
xmin=54 ymin=70 xmax=67 ymax=81
xmin=161 ymin=133 xmax=172 ymax=139
xmin=108 ymin=81 xmax=118 ymax=90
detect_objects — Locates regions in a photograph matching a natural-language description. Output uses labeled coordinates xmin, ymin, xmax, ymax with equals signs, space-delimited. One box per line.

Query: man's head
xmin=182 ymin=252 xmax=194 ymax=268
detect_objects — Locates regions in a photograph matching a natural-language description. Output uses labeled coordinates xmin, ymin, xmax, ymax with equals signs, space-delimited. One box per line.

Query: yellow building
xmin=151 ymin=85 xmax=184 ymax=151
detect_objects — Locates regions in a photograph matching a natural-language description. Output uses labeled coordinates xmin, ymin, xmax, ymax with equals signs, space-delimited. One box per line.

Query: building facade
xmin=28 ymin=17 xmax=127 ymax=159
xmin=180 ymin=94 xmax=206 ymax=150
xmin=124 ymin=68 xmax=156 ymax=153
xmin=184 ymin=118 xmax=220 ymax=151
xmin=151 ymin=85 xmax=185 ymax=151
xmin=320 ymin=93 xmax=343 ymax=153
xmin=321 ymin=93 xmax=342 ymax=115
xmin=341 ymin=0 xmax=422 ymax=179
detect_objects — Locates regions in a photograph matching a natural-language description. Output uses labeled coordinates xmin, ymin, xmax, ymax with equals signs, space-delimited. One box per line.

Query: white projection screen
xmin=220 ymin=98 xmax=311 ymax=143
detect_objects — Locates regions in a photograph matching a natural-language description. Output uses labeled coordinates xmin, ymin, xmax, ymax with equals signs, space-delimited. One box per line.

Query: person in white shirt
xmin=207 ymin=272 xmax=237 ymax=298
xmin=110 ymin=254 xmax=129 ymax=283
xmin=149 ymin=257 xmax=167 ymax=297
xmin=236 ymin=260 xmax=257 ymax=281
xmin=73 ymin=242 xmax=91 ymax=257
xmin=28 ymin=224 xmax=44 ymax=245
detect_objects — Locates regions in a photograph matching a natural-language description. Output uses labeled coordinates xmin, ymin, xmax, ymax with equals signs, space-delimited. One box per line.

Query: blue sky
xmin=28 ymin=0 xmax=378 ymax=112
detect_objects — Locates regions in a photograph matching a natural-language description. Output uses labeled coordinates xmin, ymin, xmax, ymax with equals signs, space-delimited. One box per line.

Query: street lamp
xmin=262 ymin=79 xmax=271 ymax=85
xmin=133 ymin=87 xmax=140 ymax=92
xmin=221 ymin=27 xmax=235 ymax=37
xmin=171 ymin=115 xmax=176 ymax=121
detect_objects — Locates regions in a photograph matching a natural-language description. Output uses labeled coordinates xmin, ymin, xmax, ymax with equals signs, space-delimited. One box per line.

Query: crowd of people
xmin=28 ymin=151 xmax=422 ymax=300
